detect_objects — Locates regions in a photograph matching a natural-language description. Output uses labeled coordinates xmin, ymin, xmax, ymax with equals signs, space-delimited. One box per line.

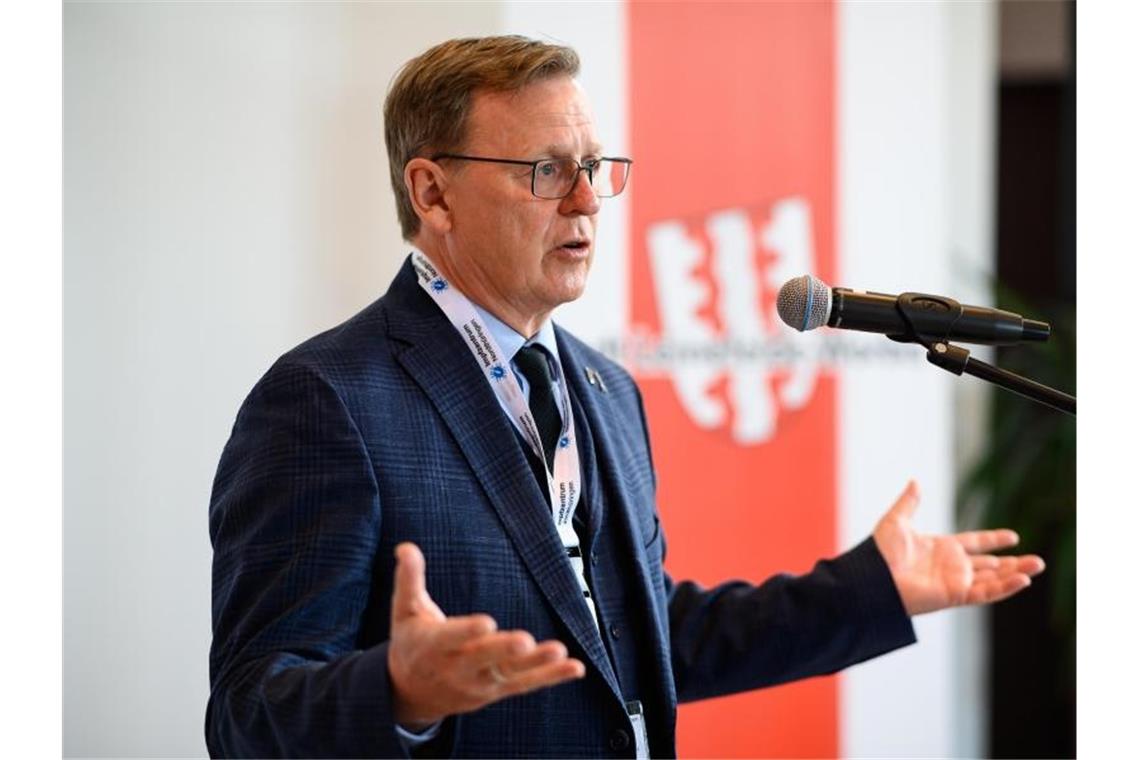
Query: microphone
xmin=776 ymin=274 xmax=1050 ymax=346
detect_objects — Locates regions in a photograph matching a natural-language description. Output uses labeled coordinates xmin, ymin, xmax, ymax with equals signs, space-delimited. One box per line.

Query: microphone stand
xmin=891 ymin=293 xmax=1076 ymax=416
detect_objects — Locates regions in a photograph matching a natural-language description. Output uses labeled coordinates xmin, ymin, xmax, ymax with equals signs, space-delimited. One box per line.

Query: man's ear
xmin=404 ymin=157 xmax=452 ymax=235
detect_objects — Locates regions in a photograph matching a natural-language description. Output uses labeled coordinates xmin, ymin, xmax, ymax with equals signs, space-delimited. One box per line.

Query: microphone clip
xmin=886 ymin=291 xmax=965 ymax=347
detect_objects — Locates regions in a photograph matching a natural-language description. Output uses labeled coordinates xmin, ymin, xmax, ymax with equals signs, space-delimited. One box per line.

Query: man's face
xmin=440 ymin=75 xmax=602 ymax=328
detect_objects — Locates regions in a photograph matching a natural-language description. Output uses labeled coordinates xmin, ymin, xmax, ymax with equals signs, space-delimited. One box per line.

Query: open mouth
xmin=558 ymin=240 xmax=590 ymax=251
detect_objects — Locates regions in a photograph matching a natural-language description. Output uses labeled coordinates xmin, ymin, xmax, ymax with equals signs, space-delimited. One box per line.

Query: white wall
xmin=837 ymin=2 xmax=995 ymax=757
xmin=64 ymin=3 xmax=500 ymax=756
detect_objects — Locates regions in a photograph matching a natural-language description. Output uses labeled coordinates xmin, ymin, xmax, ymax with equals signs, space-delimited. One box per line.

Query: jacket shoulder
xmin=278 ymin=297 xmax=391 ymax=372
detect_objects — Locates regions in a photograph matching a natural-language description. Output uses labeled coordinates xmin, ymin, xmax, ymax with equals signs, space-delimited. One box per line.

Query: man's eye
xmin=537 ymin=162 xmax=559 ymax=177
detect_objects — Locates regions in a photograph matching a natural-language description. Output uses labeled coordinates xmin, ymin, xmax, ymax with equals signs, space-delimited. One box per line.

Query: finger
xmin=966 ymin=573 xmax=1031 ymax=606
xmin=970 ymin=554 xmax=1020 ymax=573
xmin=456 ymin=630 xmax=537 ymax=670
xmin=392 ymin=542 xmax=430 ymax=619
xmin=498 ymin=639 xmax=569 ymax=676
xmin=955 ymin=529 xmax=1019 ymax=554
xmin=974 ymin=555 xmax=1046 ymax=579
xmin=496 ymin=657 xmax=587 ymax=698
xmin=971 ymin=555 xmax=1000 ymax=571
xmin=971 ymin=568 xmax=998 ymax=584
xmin=887 ymin=479 xmax=920 ymax=520
xmin=430 ymin=613 xmax=499 ymax=652
xmin=1011 ymin=555 xmax=1046 ymax=576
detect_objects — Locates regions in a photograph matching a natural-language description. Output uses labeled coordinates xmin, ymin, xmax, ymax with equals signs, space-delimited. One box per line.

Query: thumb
xmin=392 ymin=542 xmax=430 ymax=620
xmin=887 ymin=479 xmax=921 ymax=521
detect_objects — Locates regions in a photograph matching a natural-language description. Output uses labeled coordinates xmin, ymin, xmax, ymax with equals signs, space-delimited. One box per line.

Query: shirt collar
xmin=471 ymin=302 xmax=562 ymax=381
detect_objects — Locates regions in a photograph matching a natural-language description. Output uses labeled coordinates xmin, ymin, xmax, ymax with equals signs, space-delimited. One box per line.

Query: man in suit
xmin=207 ymin=36 xmax=1045 ymax=758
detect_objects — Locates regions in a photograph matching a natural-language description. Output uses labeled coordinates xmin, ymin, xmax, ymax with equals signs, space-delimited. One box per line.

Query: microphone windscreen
xmin=777 ymin=275 xmax=832 ymax=331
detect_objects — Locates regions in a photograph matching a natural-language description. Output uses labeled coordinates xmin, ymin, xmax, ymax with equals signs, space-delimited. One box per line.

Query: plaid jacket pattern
xmin=206 ymin=258 xmax=916 ymax=758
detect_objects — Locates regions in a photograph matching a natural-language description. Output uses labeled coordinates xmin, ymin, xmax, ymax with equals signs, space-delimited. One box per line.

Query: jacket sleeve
xmin=627 ymin=383 xmax=917 ymax=703
xmin=206 ymin=359 xmax=449 ymax=758
xmin=664 ymin=535 xmax=918 ymax=703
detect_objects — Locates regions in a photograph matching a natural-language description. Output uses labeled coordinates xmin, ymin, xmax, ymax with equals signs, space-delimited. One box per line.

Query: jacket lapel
xmin=556 ymin=329 xmax=677 ymax=714
xmin=383 ymin=261 xmax=621 ymax=699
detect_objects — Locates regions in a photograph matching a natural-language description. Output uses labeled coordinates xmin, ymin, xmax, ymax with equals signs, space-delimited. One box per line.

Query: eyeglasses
xmin=431 ymin=153 xmax=632 ymax=200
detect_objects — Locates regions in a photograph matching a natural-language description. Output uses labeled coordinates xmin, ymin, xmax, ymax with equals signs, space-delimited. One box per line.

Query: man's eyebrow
xmin=536 ymin=144 xmax=605 ymax=158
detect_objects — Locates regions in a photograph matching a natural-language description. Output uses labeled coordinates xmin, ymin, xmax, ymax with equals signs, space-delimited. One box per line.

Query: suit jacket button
xmin=591 ymin=549 xmax=599 ymax=565
xmin=609 ymin=729 xmax=630 ymax=751
xmin=609 ymin=623 xmax=621 ymax=640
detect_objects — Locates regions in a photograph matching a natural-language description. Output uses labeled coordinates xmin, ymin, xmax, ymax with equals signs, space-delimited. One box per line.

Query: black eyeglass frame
xmin=430 ymin=153 xmax=633 ymax=199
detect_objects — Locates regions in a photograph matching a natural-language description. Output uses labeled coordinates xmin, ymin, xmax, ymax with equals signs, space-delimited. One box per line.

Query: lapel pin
xmin=586 ymin=367 xmax=608 ymax=393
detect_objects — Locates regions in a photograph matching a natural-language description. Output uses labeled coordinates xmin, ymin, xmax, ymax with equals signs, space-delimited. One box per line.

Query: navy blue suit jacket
xmin=207 ymin=258 xmax=916 ymax=758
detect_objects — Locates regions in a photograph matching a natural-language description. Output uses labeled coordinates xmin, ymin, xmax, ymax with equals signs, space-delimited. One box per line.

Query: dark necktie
xmin=513 ymin=344 xmax=562 ymax=473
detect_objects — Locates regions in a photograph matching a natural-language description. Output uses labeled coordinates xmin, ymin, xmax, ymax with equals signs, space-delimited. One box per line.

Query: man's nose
xmin=559 ymin=169 xmax=601 ymax=216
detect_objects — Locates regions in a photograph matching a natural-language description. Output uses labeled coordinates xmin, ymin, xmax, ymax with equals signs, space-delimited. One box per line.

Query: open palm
xmin=873 ymin=481 xmax=1046 ymax=616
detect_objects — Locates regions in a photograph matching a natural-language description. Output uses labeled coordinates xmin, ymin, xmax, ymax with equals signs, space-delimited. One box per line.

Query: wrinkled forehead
xmin=465 ymin=76 xmax=602 ymax=157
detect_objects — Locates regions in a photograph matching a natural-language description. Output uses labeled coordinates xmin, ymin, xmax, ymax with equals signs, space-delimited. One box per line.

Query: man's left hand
xmin=873 ymin=480 xmax=1047 ymax=616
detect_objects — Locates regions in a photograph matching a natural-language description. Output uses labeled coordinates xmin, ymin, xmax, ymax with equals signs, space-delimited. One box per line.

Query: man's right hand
xmin=387 ymin=542 xmax=587 ymax=729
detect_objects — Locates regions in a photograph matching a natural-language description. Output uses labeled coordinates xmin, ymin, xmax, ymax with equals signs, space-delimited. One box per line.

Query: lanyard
xmin=411 ymin=250 xmax=585 ymax=551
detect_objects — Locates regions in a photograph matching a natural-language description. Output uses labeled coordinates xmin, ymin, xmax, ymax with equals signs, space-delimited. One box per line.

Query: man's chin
xmin=542 ymin=260 xmax=591 ymax=305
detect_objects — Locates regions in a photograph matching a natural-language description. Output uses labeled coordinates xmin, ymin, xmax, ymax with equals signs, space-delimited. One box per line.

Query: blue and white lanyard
xmin=411 ymin=250 xmax=596 ymax=626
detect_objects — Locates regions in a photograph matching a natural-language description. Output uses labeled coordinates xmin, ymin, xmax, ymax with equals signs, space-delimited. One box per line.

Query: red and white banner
xmin=627 ymin=4 xmax=837 ymax=757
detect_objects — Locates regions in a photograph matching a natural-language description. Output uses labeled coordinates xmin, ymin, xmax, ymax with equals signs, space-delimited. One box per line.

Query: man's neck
xmin=413 ymin=241 xmax=551 ymax=339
